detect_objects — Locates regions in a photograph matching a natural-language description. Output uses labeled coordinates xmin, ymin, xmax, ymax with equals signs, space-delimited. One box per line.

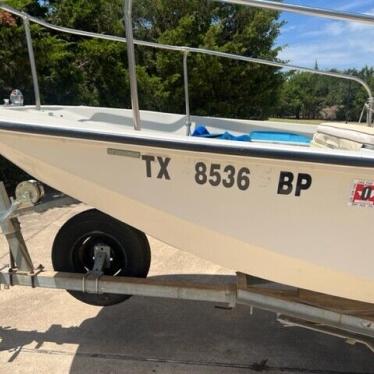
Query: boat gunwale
xmin=1 ymin=120 xmax=374 ymax=168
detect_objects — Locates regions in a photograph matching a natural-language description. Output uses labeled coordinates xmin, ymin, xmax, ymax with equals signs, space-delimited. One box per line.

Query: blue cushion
xmin=192 ymin=125 xmax=250 ymax=142
xmin=250 ymin=131 xmax=311 ymax=144
xmin=192 ymin=125 xmax=210 ymax=137
xmin=192 ymin=125 xmax=311 ymax=145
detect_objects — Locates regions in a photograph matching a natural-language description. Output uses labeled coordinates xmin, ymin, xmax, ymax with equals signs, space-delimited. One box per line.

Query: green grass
xmin=268 ymin=118 xmax=360 ymax=125
xmin=268 ymin=118 xmax=325 ymax=125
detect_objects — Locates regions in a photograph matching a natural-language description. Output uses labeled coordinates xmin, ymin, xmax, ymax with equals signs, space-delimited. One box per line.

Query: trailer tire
xmin=52 ymin=209 xmax=151 ymax=306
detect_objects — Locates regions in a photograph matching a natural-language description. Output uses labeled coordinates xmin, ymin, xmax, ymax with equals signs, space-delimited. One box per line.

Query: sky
xmin=276 ymin=0 xmax=374 ymax=70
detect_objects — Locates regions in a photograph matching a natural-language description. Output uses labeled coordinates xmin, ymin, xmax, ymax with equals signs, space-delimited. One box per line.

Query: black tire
xmin=52 ymin=209 xmax=151 ymax=306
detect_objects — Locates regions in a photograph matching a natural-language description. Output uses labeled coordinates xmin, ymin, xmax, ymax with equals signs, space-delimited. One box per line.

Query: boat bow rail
xmin=1 ymin=0 xmax=374 ymax=129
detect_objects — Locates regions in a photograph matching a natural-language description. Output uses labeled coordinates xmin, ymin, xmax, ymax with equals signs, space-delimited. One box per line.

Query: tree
xmin=133 ymin=0 xmax=285 ymax=118
xmin=1 ymin=0 xmax=284 ymax=118
xmin=275 ymin=72 xmax=324 ymax=119
xmin=275 ymin=67 xmax=374 ymax=122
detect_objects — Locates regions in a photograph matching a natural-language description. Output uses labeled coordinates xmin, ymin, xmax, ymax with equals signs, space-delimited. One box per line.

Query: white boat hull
xmin=1 ymin=123 xmax=374 ymax=304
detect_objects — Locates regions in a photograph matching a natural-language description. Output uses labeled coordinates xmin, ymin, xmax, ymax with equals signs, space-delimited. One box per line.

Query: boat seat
xmin=311 ymin=123 xmax=374 ymax=151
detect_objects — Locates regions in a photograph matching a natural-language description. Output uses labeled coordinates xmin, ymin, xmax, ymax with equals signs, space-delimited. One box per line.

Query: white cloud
xmin=302 ymin=22 xmax=345 ymax=37
xmin=282 ymin=25 xmax=297 ymax=33
xmin=337 ymin=0 xmax=374 ymax=12
xmin=279 ymin=18 xmax=374 ymax=69
xmin=279 ymin=43 xmax=347 ymax=68
xmin=325 ymin=22 xmax=345 ymax=36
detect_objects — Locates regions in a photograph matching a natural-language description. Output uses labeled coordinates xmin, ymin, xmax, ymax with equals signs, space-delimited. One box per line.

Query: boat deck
xmin=0 ymin=105 xmax=317 ymax=139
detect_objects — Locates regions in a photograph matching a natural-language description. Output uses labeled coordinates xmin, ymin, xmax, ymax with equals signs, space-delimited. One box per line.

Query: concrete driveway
xmin=0 ymin=204 xmax=373 ymax=373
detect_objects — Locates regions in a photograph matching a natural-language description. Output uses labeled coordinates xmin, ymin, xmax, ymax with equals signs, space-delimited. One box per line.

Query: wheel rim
xmin=71 ymin=231 xmax=127 ymax=275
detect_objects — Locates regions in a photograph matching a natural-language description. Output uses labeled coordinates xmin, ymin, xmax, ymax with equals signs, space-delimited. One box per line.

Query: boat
xmin=1 ymin=0 xmax=374 ymax=306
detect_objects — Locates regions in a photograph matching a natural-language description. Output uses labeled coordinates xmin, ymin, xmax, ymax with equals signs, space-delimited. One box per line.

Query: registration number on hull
xmin=139 ymin=154 xmax=313 ymax=196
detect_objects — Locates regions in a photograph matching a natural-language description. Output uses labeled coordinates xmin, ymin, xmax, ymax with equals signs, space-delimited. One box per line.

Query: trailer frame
xmin=0 ymin=181 xmax=373 ymax=353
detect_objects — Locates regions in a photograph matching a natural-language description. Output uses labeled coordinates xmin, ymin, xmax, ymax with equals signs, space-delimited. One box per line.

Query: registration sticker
xmin=350 ymin=180 xmax=374 ymax=207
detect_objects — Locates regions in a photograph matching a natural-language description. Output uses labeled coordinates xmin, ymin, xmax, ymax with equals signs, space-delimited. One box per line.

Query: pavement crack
xmin=8 ymin=347 xmax=374 ymax=374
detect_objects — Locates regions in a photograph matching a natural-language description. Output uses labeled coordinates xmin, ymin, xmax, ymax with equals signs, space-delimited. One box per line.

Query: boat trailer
xmin=0 ymin=181 xmax=374 ymax=353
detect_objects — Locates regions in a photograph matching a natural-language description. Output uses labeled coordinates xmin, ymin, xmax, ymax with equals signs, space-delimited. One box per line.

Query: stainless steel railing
xmin=1 ymin=7 xmax=42 ymax=110
xmin=122 ymin=0 xmax=374 ymax=129
xmin=1 ymin=1 xmax=374 ymax=128
xmin=123 ymin=0 xmax=141 ymax=131
xmin=220 ymin=0 xmax=374 ymax=25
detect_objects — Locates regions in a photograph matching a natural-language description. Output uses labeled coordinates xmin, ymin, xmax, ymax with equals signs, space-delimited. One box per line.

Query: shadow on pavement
xmin=0 ymin=275 xmax=373 ymax=373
